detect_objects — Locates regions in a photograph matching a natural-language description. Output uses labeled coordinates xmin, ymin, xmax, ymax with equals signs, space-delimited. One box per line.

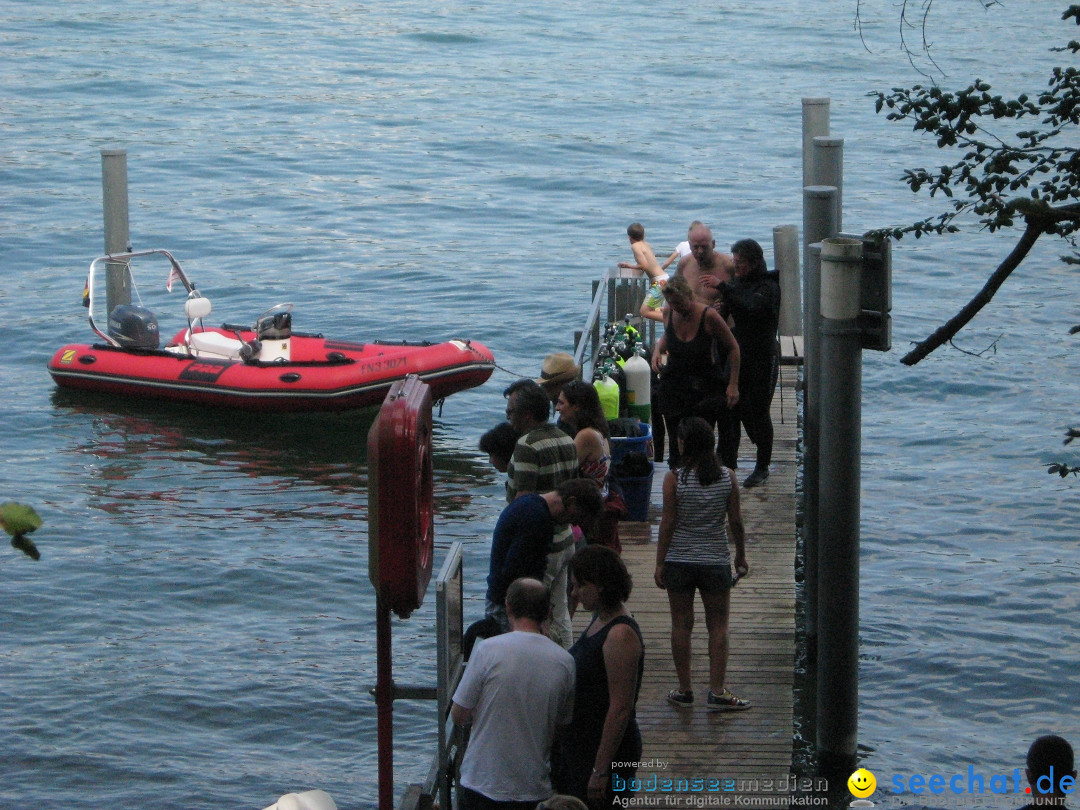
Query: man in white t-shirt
xmin=661 ymin=220 xmax=705 ymax=271
xmin=451 ymin=578 xmax=576 ymax=810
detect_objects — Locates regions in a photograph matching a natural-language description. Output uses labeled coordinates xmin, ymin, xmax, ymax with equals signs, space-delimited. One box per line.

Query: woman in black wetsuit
xmin=649 ymin=274 xmax=740 ymax=468
xmin=718 ymin=239 xmax=781 ymax=488
xmin=553 ymin=545 xmax=643 ymax=810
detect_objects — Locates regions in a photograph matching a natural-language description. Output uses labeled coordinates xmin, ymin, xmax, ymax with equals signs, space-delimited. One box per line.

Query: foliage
xmin=1047 ymin=462 xmax=1080 ymax=477
xmin=856 ymin=0 xmax=1003 ymax=78
xmin=1046 ymin=429 xmax=1080 ymax=477
xmin=0 ymin=501 xmax=42 ymax=560
xmin=871 ymin=5 xmax=1080 ymax=366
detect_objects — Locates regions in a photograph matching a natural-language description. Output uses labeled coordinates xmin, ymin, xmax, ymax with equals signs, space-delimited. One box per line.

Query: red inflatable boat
xmin=48 ymin=249 xmax=495 ymax=412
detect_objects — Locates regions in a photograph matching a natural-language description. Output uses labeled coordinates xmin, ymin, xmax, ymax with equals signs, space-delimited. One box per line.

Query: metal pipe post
xmin=815 ymin=237 xmax=864 ymax=777
xmin=811 ymin=137 xmax=844 ymax=234
xmin=801 ymin=187 xmax=837 ymax=644
xmin=101 ymin=149 xmax=132 ymax=313
xmin=773 ymin=224 xmax=801 ymax=339
xmin=376 ymin=596 xmax=395 ymax=810
xmin=802 ymin=98 xmax=830 ymax=191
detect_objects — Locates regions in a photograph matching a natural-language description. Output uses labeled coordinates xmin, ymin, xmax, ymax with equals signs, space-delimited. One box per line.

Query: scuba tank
xmin=619 ymin=314 xmax=641 ymax=362
xmin=623 ymin=347 xmax=651 ymax=423
xmin=594 ymin=368 xmax=621 ymax=421
xmin=609 ymin=362 xmax=629 ymax=418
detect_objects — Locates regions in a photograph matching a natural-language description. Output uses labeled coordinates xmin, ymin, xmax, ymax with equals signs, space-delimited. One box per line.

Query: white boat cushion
xmin=185 ymin=296 xmax=213 ymax=320
xmin=188 ymin=330 xmax=244 ymax=359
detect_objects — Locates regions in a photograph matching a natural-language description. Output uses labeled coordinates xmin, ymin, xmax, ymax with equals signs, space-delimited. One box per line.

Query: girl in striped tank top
xmin=556 ymin=380 xmax=625 ymax=553
xmin=654 ymin=416 xmax=750 ymax=712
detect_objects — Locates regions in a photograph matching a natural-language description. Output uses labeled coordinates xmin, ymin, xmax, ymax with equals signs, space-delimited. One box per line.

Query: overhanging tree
xmin=872 ymin=4 xmax=1080 ymax=366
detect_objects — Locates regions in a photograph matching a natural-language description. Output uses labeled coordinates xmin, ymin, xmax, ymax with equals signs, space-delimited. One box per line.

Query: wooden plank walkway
xmin=571 ymin=368 xmax=800 ymax=806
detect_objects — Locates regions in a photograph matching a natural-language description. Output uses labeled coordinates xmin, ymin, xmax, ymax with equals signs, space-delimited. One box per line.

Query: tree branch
xmin=901 ymin=218 xmax=1046 ymax=364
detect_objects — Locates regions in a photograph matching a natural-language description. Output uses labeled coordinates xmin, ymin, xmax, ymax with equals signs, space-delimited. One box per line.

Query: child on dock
xmin=618 ymin=222 xmax=668 ymax=322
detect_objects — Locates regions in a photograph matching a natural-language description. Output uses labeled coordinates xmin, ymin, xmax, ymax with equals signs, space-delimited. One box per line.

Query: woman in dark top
xmin=553 ymin=545 xmax=643 ymax=809
xmin=718 ymin=238 xmax=781 ymax=488
xmin=650 ymin=274 xmax=740 ymax=467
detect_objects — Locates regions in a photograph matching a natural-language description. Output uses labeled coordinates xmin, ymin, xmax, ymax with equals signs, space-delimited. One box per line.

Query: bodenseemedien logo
xmin=848 ymin=768 xmax=877 ymax=799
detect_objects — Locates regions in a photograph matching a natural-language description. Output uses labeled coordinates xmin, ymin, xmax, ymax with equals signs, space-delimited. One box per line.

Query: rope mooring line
xmin=491 ymin=361 xmax=536 ymax=381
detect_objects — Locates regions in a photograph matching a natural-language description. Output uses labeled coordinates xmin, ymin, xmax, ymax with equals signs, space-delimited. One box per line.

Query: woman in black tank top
xmin=553 ymin=545 xmax=643 ymax=810
xmin=650 ymin=275 xmax=741 ymax=467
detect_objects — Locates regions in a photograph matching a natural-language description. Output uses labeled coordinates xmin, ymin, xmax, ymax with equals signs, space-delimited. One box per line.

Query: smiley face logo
xmin=848 ymin=768 xmax=877 ymax=798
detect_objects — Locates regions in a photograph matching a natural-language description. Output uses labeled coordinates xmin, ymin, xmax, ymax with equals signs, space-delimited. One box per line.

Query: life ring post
xmin=367 ymin=374 xmax=435 ymax=810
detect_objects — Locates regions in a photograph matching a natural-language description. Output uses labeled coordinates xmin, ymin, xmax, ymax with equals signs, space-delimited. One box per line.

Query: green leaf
xmin=0 ymin=502 xmax=43 ymax=538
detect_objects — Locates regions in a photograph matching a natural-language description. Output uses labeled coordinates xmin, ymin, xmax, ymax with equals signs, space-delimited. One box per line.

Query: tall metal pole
xmin=376 ymin=596 xmax=395 ymax=810
xmin=101 ymin=149 xmax=132 ymax=315
xmin=816 ymin=237 xmax=864 ymax=777
xmin=801 ymin=188 xmax=837 ymax=645
xmin=773 ymin=224 xmax=801 ymax=339
xmin=800 ymin=97 xmax=833 ymax=655
xmin=802 ymin=98 xmax=830 ymax=191
xmin=811 ymin=137 xmax=844 ymax=235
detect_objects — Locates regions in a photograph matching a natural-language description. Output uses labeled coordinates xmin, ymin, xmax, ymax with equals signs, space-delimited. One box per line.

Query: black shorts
xmin=663 ymin=561 xmax=732 ymax=595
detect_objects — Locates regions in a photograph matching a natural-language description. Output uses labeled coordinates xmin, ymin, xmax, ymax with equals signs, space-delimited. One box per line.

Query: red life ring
xmin=367 ymin=375 xmax=434 ymax=618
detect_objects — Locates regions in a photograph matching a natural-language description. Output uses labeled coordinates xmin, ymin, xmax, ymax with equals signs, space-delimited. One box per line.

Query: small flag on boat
xmin=82 ymin=275 xmax=90 ymax=307
xmin=166 ymin=264 xmax=180 ymax=292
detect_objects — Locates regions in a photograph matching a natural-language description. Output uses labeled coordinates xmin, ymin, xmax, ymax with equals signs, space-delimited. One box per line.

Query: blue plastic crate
xmin=615 ymin=462 xmax=654 ymax=522
xmin=608 ymin=421 xmax=654 ymax=465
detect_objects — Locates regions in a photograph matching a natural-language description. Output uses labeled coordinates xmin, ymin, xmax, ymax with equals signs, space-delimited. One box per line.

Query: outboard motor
xmin=256 ymin=310 xmax=292 ymax=362
xmin=108 ymin=304 xmax=159 ymax=350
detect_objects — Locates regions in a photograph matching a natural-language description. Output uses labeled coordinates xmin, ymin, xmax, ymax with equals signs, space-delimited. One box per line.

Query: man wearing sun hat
xmin=535 ymin=352 xmax=581 ymax=405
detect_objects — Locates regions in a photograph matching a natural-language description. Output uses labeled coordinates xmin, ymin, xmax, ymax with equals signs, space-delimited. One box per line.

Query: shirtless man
xmin=676 ymin=223 xmax=734 ymax=308
xmin=674 ymin=224 xmax=739 ymax=467
xmin=661 ymin=220 xmax=703 ymax=271
xmin=618 ymin=222 xmax=669 ymax=323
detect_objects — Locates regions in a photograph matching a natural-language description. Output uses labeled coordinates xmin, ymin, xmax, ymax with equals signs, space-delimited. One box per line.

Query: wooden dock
xmin=571 ymin=364 xmax=802 ymax=807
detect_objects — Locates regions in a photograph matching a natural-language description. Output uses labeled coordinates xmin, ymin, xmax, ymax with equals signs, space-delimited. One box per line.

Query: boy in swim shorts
xmin=618 ymin=222 xmax=668 ymax=322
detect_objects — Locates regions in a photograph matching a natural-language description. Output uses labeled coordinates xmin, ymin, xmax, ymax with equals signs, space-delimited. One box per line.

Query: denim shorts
xmin=663 ymin=561 xmax=732 ymax=595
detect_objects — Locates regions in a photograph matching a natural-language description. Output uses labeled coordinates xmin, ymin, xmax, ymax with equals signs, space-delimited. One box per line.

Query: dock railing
xmin=395 ymin=542 xmax=467 ymax=810
xmin=573 ymin=267 xmax=657 ymax=381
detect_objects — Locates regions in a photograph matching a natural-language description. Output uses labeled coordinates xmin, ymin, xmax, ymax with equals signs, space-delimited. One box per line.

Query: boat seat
xmin=188 ymin=329 xmax=244 ymax=359
xmin=185 ymin=296 xmax=213 ymax=321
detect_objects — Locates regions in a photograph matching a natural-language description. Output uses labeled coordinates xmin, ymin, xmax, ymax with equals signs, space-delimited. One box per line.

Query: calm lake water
xmin=2 ymin=1 xmax=1078 ymax=807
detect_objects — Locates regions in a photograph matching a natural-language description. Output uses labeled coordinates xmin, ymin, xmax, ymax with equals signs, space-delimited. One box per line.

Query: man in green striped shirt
xmin=503 ymin=379 xmax=581 ymax=647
